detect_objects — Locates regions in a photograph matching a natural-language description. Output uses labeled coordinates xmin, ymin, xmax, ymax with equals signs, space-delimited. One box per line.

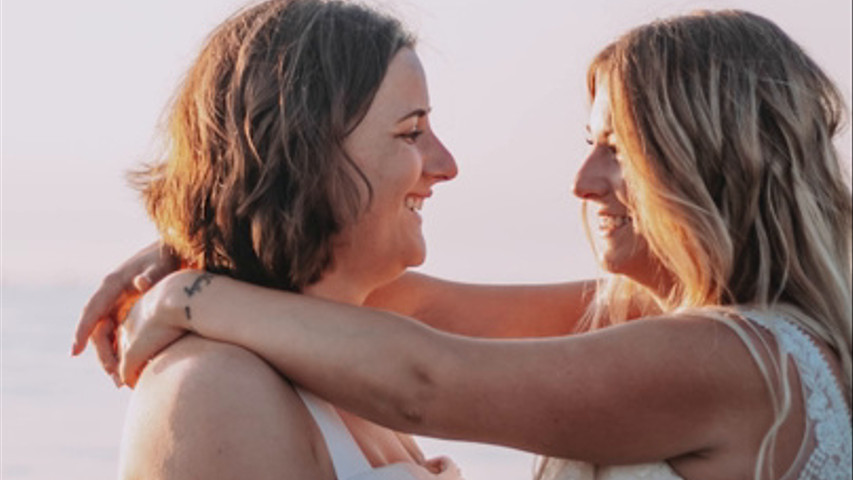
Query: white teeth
xmin=599 ymin=215 xmax=631 ymax=230
xmin=405 ymin=196 xmax=423 ymax=212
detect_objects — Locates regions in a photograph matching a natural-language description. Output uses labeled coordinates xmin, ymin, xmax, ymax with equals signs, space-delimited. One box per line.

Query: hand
xmin=424 ymin=456 xmax=463 ymax=479
xmin=117 ymin=270 xmax=199 ymax=387
xmin=402 ymin=456 xmax=463 ymax=480
xmin=72 ymin=241 xmax=180 ymax=378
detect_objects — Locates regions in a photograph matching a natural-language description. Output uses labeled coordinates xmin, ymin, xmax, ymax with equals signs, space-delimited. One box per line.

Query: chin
xmin=407 ymin=248 xmax=426 ymax=267
xmin=404 ymin=241 xmax=427 ymax=268
xmin=599 ymin=244 xmax=647 ymax=278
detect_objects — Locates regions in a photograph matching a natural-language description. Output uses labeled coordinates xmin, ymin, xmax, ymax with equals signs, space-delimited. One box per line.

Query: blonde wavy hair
xmin=540 ymin=9 xmax=851 ymax=480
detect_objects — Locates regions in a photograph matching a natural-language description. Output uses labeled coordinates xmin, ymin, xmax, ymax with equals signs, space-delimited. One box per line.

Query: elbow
xmin=364 ymin=323 xmax=457 ymax=436
xmin=380 ymin=346 xmax=447 ymax=435
xmin=396 ymin=362 xmax=436 ymax=428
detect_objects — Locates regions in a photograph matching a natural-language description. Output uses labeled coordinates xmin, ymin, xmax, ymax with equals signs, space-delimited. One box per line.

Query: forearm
xmin=366 ymin=272 xmax=599 ymax=337
xmin=178 ymin=273 xmax=453 ymax=432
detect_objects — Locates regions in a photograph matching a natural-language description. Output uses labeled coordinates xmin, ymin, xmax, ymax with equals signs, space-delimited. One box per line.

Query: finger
xmin=424 ymin=456 xmax=449 ymax=474
xmin=118 ymin=323 xmax=142 ymax=388
xmin=133 ymin=244 xmax=180 ymax=293
xmin=147 ymin=245 xmax=181 ymax=285
xmin=132 ymin=273 xmax=152 ymax=293
xmin=92 ymin=318 xmax=119 ymax=377
xmin=119 ymin=351 xmax=144 ymax=389
xmin=435 ymin=457 xmax=461 ymax=477
xmin=72 ymin=274 xmax=124 ymax=355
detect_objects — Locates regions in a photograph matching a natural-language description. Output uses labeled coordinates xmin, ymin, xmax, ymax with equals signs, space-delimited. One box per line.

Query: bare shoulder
xmin=611 ymin=313 xmax=792 ymax=422
xmin=118 ymin=335 xmax=335 ymax=480
xmin=617 ymin=313 xmax=807 ymax=478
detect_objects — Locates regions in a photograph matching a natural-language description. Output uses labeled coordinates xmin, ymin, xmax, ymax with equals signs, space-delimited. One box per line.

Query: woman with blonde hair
xmin=75 ymin=9 xmax=851 ymax=480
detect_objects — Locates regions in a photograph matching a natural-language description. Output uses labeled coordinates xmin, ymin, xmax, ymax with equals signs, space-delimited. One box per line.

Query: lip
xmin=408 ymin=190 xmax=433 ymax=199
xmin=597 ymin=208 xmax=628 ymax=217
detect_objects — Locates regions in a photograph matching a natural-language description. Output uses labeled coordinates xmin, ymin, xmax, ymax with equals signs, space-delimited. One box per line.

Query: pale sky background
xmin=0 ymin=1 xmax=851 ymax=479
xmin=2 ymin=0 xmax=850 ymax=288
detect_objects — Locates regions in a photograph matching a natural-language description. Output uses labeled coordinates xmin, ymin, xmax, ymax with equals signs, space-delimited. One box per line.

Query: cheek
xmin=381 ymin=151 xmax=423 ymax=194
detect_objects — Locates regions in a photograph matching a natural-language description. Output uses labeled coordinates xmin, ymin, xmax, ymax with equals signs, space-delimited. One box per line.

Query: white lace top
xmin=746 ymin=310 xmax=852 ymax=480
xmin=548 ymin=310 xmax=852 ymax=480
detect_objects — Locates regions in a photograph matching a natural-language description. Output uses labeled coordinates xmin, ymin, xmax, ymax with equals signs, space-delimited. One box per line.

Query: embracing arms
xmin=115 ymin=271 xmax=766 ymax=465
xmin=364 ymin=272 xmax=596 ymax=338
xmin=72 ymin=245 xmax=766 ymax=465
xmin=73 ymin=242 xmax=596 ymax=375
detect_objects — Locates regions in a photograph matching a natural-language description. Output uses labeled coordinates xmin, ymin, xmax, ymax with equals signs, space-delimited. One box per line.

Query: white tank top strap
xmin=296 ymin=388 xmax=436 ymax=480
xmin=295 ymin=387 xmax=373 ymax=479
xmin=737 ymin=309 xmax=852 ymax=479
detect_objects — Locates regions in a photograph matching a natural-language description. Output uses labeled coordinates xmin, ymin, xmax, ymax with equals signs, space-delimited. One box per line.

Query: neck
xmin=302 ymin=271 xmax=371 ymax=306
xmin=302 ymin=255 xmax=406 ymax=305
xmin=305 ymin=241 xmax=407 ymax=305
xmin=631 ymin=264 xmax=677 ymax=307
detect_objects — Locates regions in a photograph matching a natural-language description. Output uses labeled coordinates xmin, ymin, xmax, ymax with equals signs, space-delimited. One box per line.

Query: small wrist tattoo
xmin=184 ymin=306 xmax=192 ymax=321
xmin=184 ymin=272 xmax=214 ymax=297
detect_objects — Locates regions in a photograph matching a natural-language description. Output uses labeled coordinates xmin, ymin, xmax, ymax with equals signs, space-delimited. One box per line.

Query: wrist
xmin=159 ymin=269 xmax=207 ymax=333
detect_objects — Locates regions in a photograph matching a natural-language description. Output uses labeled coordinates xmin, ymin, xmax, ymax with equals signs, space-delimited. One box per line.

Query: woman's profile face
xmin=574 ymin=82 xmax=659 ymax=284
xmin=335 ymin=48 xmax=457 ymax=284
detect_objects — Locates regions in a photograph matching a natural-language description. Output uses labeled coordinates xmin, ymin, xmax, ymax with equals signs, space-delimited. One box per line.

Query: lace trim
xmin=743 ymin=310 xmax=852 ymax=480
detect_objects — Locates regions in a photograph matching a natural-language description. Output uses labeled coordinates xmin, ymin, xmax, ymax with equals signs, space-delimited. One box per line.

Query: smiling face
xmin=330 ymin=48 xmax=457 ymax=294
xmin=574 ymin=79 xmax=664 ymax=287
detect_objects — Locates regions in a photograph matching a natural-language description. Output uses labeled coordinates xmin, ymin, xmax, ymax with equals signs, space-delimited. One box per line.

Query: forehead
xmin=364 ymin=48 xmax=429 ymax=122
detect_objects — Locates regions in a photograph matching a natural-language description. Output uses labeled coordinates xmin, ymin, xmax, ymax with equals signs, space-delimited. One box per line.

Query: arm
xmin=72 ymin=244 xmax=591 ymax=377
xmin=365 ymin=272 xmax=598 ymax=338
xmin=125 ymin=271 xmax=764 ymax=463
xmin=119 ymin=334 xmax=334 ymax=480
xmin=72 ymin=241 xmax=179 ymax=377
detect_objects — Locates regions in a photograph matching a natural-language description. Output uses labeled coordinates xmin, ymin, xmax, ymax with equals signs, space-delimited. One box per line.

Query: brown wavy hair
xmin=133 ymin=0 xmax=414 ymax=292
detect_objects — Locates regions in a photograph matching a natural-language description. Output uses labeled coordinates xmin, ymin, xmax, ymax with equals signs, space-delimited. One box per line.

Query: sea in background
xmin=1 ymin=284 xmax=535 ymax=480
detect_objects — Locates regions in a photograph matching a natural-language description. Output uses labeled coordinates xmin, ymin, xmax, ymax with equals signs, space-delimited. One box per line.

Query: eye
xmin=399 ymin=129 xmax=424 ymax=144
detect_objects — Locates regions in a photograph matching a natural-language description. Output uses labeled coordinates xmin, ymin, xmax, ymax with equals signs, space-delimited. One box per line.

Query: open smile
xmin=405 ymin=195 xmax=424 ymax=213
xmin=598 ymin=213 xmax=632 ymax=235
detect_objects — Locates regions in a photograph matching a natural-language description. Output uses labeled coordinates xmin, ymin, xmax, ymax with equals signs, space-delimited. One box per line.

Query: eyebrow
xmin=396 ymin=107 xmax=431 ymax=123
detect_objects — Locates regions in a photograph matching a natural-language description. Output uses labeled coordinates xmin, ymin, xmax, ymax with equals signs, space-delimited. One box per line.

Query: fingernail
xmin=111 ymin=373 xmax=123 ymax=388
xmin=70 ymin=343 xmax=79 ymax=356
xmin=134 ymin=276 xmax=151 ymax=292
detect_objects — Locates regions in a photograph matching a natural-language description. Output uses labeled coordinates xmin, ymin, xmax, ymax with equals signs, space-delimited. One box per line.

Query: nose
xmin=424 ymin=133 xmax=458 ymax=182
xmin=573 ymin=145 xmax=615 ymax=199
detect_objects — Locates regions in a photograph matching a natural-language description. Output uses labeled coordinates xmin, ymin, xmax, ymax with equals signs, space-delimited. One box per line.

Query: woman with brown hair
xmin=78 ymin=0 xmax=462 ymax=478
xmin=76 ymin=8 xmax=851 ymax=480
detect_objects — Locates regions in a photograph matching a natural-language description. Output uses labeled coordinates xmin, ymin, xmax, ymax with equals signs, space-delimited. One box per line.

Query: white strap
xmin=296 ymin=388 xmax=373 ymax=479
